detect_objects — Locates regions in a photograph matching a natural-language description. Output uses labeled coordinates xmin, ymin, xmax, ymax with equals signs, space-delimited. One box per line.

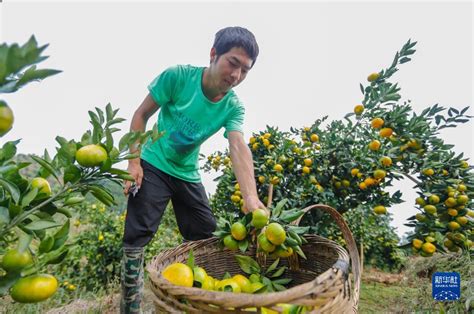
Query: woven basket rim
xmin=146 ymin=235 xmax=349 ymax=306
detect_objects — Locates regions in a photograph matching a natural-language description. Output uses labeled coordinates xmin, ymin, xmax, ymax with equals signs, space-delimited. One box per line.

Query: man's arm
xmin=228 ymin=131 xmax=266 ymax=213
xmin=123 ymin=93 xmax=159 ymax=194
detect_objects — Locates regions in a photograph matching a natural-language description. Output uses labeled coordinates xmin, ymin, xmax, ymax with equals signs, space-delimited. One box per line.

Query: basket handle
xmin=292 ymin=204 xmax=361 ymax=310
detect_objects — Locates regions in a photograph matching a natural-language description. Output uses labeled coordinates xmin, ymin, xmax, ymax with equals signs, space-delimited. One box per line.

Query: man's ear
xmin=210 ymin=47 xmax=217 ymax=63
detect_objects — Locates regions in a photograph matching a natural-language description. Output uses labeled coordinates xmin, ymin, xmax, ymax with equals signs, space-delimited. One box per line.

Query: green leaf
xmin=271 ymin=266 xmax=287 ymax=278
xmin=265 ymin=258 xmax=280 ymax=274
xmin=272 ymin=278 xmax=292 ymax=285
xmin=187 ymin=249 xmax=195 ymax=270
xmin=105 ymin=103 xmax=114 ymax=121
xmin=105 ymin=128 xmax=114 ymax=152
xmin=54 ymin=220 xmax=70 ymax=240
xmin=272 ymin=283 xmax=287 ymax=291
xmin=279 ymin=209 xmax=304 ymax=224
xmin=0 ymin=272 xmax=21 ymax=296
xmin=235 ymin=255 xmax=260 ymax=275
xmin=31 ymin=155 xmax=61 ymax=183
xmin=24 ymin=220 xmax=62 ymax=231
xmin=0 ymin=178 xmax=20 ymax=204
xmin=238 ymin=238 xmax=248 ymax=253
xmin=39 ymin=235 xmax=55 ymax=253
xmin=17 ymin=233 xmax=33 ymax=253
xmin=20 ymin=187 xmax=38 ymax=207
xmin=0 ymin=206 xmax=10 ymax=226
xmin=223 ymin=272 xmax=232 ymax=279
xmin=63 ymin=164 xmax=81 ymax=184
xmin=294 ymin=245 xmax=307 ymax=259
xmin=272 ymin=199 xmax=288 ymax=218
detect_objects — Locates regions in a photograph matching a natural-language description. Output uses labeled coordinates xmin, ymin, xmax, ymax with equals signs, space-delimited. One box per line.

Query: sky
xmin=0 ymin=1 xmax=473 ymax=238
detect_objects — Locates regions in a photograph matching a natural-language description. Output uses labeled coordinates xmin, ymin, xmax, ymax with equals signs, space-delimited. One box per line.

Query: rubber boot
xmin=120 ymin=246 xmax=144 ymax=314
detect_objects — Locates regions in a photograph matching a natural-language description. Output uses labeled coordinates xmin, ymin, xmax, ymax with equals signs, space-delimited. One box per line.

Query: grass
xmin=359 ymin=281 xmax=418 ymax=313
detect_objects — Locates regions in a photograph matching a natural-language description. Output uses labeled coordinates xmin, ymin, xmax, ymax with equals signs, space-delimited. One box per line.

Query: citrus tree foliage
xmin=204 ymin=40 xmax=473 ymax=267
xmin=0 ymin=36 xmax=160 ymax=301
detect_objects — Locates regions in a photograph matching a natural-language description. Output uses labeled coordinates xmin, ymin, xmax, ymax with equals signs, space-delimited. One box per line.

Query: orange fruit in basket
xmin=251 ymin=209 xmax=269 ymax=229
xmin=250 ymin=281 xmax=265 ymax=293
xmin=265 ymin=223 xmax=286 ymax=245
xmin=216 ymin=278 xmax=241 ymax=293
xmin=274 ymin=246 xmax=293 ymax=258
xmin=232 ymin=274 xmax=253 ymax=293
xmin=258 ymin=233 xmax=276 ymax=253
xmin=193 ymin=267 xmax=208 ymax=287
xmin=162 ymin=262 xmax=193 ymax=287
xmin=231 ymin=222 xmax=247 ymax=240
xmin=223 ymin=235 xmax=239 ymax=251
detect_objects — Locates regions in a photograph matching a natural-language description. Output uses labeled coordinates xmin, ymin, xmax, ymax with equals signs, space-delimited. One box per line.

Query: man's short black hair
xmin=213 ymin=26 xmax=259 ymax=67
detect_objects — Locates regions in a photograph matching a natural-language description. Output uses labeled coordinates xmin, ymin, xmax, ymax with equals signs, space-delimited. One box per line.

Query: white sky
xmin=1 ymin=1 xmax=473 ymax=237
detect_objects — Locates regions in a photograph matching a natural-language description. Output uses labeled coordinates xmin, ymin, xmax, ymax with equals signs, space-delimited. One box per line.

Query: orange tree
xmin=0 ymin=36 xmax=160 ymax=302
xmin=204 ymin=39 xmax=472 ymax=269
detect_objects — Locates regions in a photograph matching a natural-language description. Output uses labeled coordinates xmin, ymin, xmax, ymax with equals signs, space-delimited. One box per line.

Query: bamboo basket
xmin=147 ymin=203 xmax=361 ymax=313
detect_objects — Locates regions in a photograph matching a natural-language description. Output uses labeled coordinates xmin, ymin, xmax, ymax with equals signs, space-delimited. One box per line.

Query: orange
xmin=415 ymin=213 xmax=426 ymax=222
xmin=371 ymin=117 xmax=384 ymax=129
xmin=232 ymin=274 xmax=253 ymax=293
xmin=447 ymin=209 xmax=458 ymax=217
xmin=457 ymin=184 xmax=467 ymax=192
xmin=359 ymin=182 xmax=367 ymax=190
xmin=250 ymin=282 xmax=265 ymax=293
xmin=231 ymin=195 xmax=241 ymax=203
xmin=1 ymin=249 xmax=33 ymax=273
xmin=231 ymin=222 xmax=247 ymax=241
xmin=302 ymin=166 xmax=310 ymax=174
xmin=448 ymin=221 xmax=461 ymax=231
xmin=223 ymin=235 xmax=239 ymax=251
xmin=368 ymin=140 xmax=381 ymax=151
xmin=310 ymin=134 xmax=319 ymax=142
xmin=373 ymin=169 xmax=386 ymax=180
xmin=423 ymin=205 xmax=437 ymax=215
xmin=76 ymin=144 xmax=108 ymax=167
xmin=251 ymin=209 xmax=269 ymax=229
xmin=421 ymin=243 xmax=436 ymax=254
xmin=379 ymin=128 xmax=393 ymax=138
xmin=162 ymin=263 xmax=193 ymax=287
xmin=354 ymin=104 xmax=364 ymax=115
xmin=0 ymin=101 xmax=14 ymax=136
xmin=258 ymin=176 xmax=266 ymax=184
xmin=249 ymin=136 xmax=256 ymax=144
xmin=193 ymin=267 xmax=208 ymax=287
xmin=10 ymin=274 xmax=58 ymax=303
xmin=457 ymin=195 xmax=469 ymax=205
xmin=258 ymin=233 xmax=276 ymax=253
xmin=270 ymin=176 xmax=280 ymax=185
xmin=265 ymin=223 xmax=286 ymax=245
xmin=367 ymin=72 xmax=380 ymax=82
xmin=274 ymin=246 xmax=293 ymax=258
xmin=445 ymin=197 xmax=457 ymax=208
xmin=415 ymin=197 xmax=426 ymax=206
xmin=351 ymin=168 xmax=359 ymax=176
xmin=373 ymin=205 xmax=387 ymax=215
xmin=456 ymin=216 xmax=468 ymax=225
xmin=379 ymin=156 xmax=392 ymax=167
xmin=428 ymin=194 xmax=440 ymax=204
xmin=31 ymin=177 xmax=52 ymax=197
xmin=273 ymin=164 xmax=283 ymax=172
xmin=412 ymin=239 xmax=423 ymax=249
xmin=422 ymin=168 xmax=434 ymax=176
xmin=216 ymin=278 xmax=241 ymax=293
xmin=303 ymin=158 xmax=313 ymax=167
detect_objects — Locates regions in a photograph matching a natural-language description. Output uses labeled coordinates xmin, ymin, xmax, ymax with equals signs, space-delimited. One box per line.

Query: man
xmin=120 ymin=26 xmax=265 ymax=313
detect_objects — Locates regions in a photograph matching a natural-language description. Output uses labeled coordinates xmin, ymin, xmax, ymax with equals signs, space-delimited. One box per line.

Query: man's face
xmin=209 ymin=47 xmax=253 ymax=92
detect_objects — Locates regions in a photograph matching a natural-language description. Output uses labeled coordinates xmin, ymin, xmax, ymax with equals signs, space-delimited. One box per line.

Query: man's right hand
xmin=123 ymin=159 xmax=143 ymax=195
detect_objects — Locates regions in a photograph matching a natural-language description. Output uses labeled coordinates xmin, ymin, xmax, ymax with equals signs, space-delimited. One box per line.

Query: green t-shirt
xmin=141 ymin=64 xmax=245 ymax=183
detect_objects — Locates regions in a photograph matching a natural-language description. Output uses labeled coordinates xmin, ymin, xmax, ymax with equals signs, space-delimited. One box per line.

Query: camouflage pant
xmin=120 ymin=247 xmax=144 ymax=314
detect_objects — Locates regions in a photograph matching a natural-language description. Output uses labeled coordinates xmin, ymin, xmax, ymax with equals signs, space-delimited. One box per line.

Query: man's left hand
xmin=242 ymin=196 xmax=267 ymax=214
